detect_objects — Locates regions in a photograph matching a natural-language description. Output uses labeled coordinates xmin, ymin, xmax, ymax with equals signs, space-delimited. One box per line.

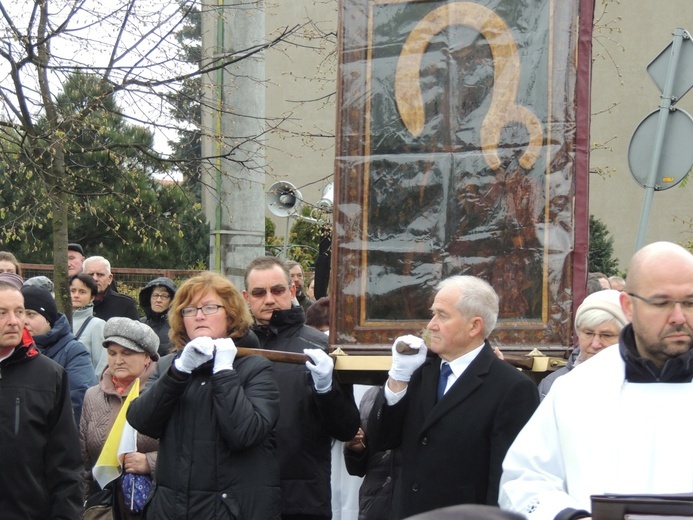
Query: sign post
xmin=629 ymin=28 xmax=693 ymax=251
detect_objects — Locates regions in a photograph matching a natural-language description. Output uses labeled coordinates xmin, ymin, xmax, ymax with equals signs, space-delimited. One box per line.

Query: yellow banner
xmin=92 ymin=379 xmax=140 ymax=489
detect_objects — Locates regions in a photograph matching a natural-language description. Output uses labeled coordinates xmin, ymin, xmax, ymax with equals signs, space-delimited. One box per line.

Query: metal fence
xmin=22 ymin=263 xmax=202 ymax=298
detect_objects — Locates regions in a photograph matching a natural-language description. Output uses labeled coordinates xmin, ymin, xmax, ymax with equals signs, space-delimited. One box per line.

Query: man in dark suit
xmin=368 ymin=275 xmax=539 ymax=520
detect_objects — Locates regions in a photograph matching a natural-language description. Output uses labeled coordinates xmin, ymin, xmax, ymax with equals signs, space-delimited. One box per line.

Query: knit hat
xmin=68 ymin=243 xmax=84 ymax=255
xmin=24 ymin=276 xmax=55 ymax=297
xmin=0 ymin=272 xmax=24 ymax=290
xmin=21 ymin=286 xmax=59 ymax=327
xmin=574 ymin=289 xmax=628 ymax=330
xmin=103 ymin=317 xmax=160 ymax=361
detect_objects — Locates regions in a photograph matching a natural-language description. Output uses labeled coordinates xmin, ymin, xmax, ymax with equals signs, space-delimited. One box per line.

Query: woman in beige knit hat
xmin=538 ymin=289 xmax=628 ymax=400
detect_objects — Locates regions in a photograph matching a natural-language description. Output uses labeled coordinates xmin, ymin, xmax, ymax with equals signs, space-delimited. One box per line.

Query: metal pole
xmin=635 ymin=28 xmax=686 ymax=251
xmin=283 ymin=217 xmax=290 ymax=259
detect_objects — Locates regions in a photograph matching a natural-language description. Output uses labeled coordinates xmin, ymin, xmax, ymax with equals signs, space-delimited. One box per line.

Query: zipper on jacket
xmin=14 ymin=396 xmax=20 ymax=434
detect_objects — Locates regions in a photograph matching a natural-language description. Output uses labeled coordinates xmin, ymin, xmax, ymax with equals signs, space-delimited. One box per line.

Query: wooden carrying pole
xmin=236 ymin=347 xmax=310 ymax=365
xmin=236 ymin=346 xmax=537 ymax=371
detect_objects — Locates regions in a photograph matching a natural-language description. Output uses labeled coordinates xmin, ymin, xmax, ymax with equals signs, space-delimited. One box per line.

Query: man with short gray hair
xmin=368 ymin=275 xmax=539 ymax=519
xmin=83 ymin=256 xmax=139 ymax=321
xmin=286 ymin=260 xmax=314 ymax=312
xmin=608 ymin=275 xmax=626 ymax=291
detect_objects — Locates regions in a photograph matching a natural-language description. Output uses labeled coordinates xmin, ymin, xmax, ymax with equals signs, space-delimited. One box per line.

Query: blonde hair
xmin=168 ymin=271 xmax=252 ymax=351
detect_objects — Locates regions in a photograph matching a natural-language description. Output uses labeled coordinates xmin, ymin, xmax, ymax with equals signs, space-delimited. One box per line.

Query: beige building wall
xmin=262 ymin=1 xmax=693 ymax=269
xmin=264 ymin=0 xmax=338 ymax=231
xmin=590 ymin=1 xmax=693 ymax=270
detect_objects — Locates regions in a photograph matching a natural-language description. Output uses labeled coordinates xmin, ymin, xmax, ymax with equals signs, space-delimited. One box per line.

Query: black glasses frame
xmin=627 ymin=292 xmax=693 ymax=311
xmin=180 ymin=304 xmax=224 ymax=317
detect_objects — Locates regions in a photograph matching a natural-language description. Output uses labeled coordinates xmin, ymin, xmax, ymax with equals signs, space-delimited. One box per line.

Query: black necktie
xmin=437 ymin=362 xmax=452 ymax=402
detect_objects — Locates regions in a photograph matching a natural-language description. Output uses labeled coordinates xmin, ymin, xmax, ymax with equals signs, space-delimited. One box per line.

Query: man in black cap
xmin=68 ymin=243 xmax=85 ymax=277
xmin=22 ymin=285 xmax=96 ymax=423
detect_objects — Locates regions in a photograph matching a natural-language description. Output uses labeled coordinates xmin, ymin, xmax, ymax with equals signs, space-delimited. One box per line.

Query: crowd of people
xmin=0 ymin=240 xmax=692 ymax=520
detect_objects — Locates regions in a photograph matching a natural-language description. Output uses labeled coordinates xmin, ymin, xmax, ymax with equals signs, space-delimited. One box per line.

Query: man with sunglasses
xmin=500 ymin=241 xmax=693 ymax=520
xmin=243 ymin=256 xmax=359 ymax=520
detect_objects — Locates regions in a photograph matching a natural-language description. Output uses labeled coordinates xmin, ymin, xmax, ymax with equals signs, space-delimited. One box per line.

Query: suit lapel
xmin=419 ymin=342 xmax=495 ymax=433
xmin=419 ymin=359 xmax=440 ymax=418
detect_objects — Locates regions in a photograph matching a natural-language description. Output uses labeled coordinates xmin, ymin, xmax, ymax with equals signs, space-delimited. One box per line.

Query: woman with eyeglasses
xmin=538 ymin=289 xmax=629 ymax=400
xmin=138 ymin=277 xmax=177 ymax=357
xmin=127 ymin=272 xmax=281 ymax=519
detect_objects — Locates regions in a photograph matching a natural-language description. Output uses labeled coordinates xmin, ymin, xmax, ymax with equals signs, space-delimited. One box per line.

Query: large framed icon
xmin=331 ymin=0 xmax=594 ymax=351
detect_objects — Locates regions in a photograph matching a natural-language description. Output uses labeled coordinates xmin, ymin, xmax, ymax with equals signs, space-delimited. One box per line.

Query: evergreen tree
xmin=0 ymin=72 xmax=208 ymax=269
xmin=588 ymin=214 xmax=619 ymax=275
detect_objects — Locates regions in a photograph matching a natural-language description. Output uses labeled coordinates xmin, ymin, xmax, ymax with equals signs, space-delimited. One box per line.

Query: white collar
xmin=443 ymin=342 xmax=485 ymax=378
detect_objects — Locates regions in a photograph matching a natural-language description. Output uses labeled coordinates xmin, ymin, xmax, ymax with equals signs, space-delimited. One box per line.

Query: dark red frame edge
xmin=573 ymin=0 xmax=595 ymax=317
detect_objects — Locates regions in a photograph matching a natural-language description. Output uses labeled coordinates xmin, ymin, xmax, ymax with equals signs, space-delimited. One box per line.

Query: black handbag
xmin=83 ymin=480 xmax=119 ymax=520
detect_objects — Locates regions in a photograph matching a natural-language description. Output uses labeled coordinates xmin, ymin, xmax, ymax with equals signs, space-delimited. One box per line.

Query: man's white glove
xmin=388 ymin=334 xmax=427 ymax=382
xmin=304 ymin=348 xmax=334 ymax=393
xmin=174 ymin=337 xmax=215 ymax=374
xmin=213 ymin=338 xmax=237 ymax=374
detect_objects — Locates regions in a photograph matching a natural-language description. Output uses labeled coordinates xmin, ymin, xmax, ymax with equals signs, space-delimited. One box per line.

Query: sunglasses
xmin=249 ymin=285 xmax=290 ymax=298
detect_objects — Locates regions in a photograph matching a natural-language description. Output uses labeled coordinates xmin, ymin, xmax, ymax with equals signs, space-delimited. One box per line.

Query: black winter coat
xmin=93 ymin=287 xmax=140 ymax=321
xmin=127 ymin=354 xmax=281 ymax=520
xmin=253 ymin=306 xmax=360 ymax=518
xmin=0 ymin=335 xmax=83 ymax=519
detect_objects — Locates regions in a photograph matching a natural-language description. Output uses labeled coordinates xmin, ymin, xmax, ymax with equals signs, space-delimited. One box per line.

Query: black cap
xmin=68 ymin=243 xmax=84 ymax=256
xmin=21 ymin=286 xmax=59 ymax=327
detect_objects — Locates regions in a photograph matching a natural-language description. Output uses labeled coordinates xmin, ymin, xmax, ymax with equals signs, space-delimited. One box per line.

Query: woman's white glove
xmin=388 ymin=334 xmax=427 ymax=382
xmin=213 ymin=338 xmax=237 ymax=374
xmin=304 ymin=348 xmax=334 ymax=393
xmin=174 ymin=337 xmax=215 ymax=374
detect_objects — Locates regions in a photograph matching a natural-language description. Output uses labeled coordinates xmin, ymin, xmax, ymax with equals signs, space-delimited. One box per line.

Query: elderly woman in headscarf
xmin=127 ymin=271 xmax=280 ymax=520
xmin=538 ymin=289 xmax=629 ymax=400
xmin=80 ymin=318 xmax=160 ymax=517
